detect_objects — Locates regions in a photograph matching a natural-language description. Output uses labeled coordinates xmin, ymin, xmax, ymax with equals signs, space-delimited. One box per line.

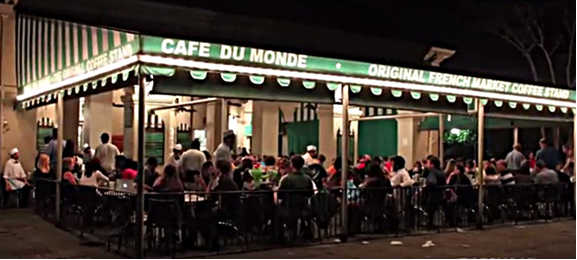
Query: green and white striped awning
xmin=17 ymin=15 xmax=139 ymax=102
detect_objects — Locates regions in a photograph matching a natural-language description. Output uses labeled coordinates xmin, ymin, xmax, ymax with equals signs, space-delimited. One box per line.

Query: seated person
xmin=152 ymin=165 xmax=184 ymax=192
xmin=183 ymin=170 xmax=207 ymax=192
xmin=60 ymin=157 xmax=78 ymax=185
xmin=135 ymin=157 xmax=159 ymax=191
xmin=79 ymin=160 xmax=109 ymax=187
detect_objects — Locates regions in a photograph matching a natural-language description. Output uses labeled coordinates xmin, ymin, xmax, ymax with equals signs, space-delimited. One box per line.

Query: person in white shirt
xmin=3 ymin=148 xmax=31 ymax=207
xmin=180 ymin=139 xmax=207 ymax=175
xmin=302 ymin=145 xmax=317 ymax=167
xmin=166 ymin=144 xmax=183 ymax=168
xmin=94 ymin=133 xmax=120 ymax=175
xmin=214 ymin=130 xmax=235 ymax=162
xmin=389 ymin=155 xmax=414 ymax=187
xmin=79 ymin=160 xmax=109 ymax=187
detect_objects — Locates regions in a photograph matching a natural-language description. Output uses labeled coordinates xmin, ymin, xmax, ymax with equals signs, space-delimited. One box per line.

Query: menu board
xmin=36 ymin=127 xmax=53 ymax=152
xmin=145 ymin=130 xmax=165 ymax=165
xmin=176 ymin=131 xmax=192 ymax=151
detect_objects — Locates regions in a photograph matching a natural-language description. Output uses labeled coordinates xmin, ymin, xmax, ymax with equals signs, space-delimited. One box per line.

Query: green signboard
xmin=176 ymin=131 xmax=192 ymax=151
xmin=36 ymin=127 xmax=53 ymax=152
xmin=145 ymin=130 xmax=165 ymax=165
xmin=141 ymin=36 xmax=576 ymax=102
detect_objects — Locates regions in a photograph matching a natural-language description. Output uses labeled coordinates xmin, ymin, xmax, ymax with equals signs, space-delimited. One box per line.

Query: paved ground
xmin=212 ymin=221 xmax=576 ymax=259
xmin=0 ymin=208 xmax=574 ymax=258
xmin=0 ymin=209 xmax=116 ymax=258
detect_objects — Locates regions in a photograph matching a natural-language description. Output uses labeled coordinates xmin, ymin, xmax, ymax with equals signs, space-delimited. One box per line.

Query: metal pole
xmin=340 ymin=84 xmax=349 ymax=241
xmin=476 ymin=99 xmax=485 ymax=229
xmin=438 ymin=114 xmax=445 ymax=165
xmin=55 ymin=92 xmax=64 ymax=223
xmin=513 ymin=127 xmax=519 ymax=146
xmin=136 ymin=76 xmax=146 ymax=258
xmin=353 ymin=112 xmax=438 ymax=121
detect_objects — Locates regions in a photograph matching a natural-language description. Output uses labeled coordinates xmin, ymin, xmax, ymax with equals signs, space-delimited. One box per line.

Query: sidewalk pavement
xmin=0 ymin=209 xmax=116 ymax=258
xmin=0 ymin=208 xmax=574 ymax=259
xmin=211 ymin=221 xmax=576 ymax=259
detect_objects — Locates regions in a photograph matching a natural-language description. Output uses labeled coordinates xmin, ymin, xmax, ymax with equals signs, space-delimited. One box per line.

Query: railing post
xmin=136 ymin=73 xmax=146 ymax=258
xmin=476 ymin=98 xmax=485 ymax=229
xmin=340 ymin=84 xmax=349 ymax=241
xmin=55 ymin=91 xmax=64 ymax=223
xmin=438 ymin=114 xmax=444 ymax=165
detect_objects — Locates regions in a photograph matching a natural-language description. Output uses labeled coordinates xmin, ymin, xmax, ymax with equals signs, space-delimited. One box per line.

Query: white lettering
xmin=250 ymin=49 xmax=264 ymax=63
xmin=199 ymin=43 xmax=211 ymax=57
xmin=220 ymin=45 xmax=232 ymax=59
xmin=160 ymin=39 xmax=175 ymax=54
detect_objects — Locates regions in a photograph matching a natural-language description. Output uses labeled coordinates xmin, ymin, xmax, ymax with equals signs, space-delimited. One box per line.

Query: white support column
xmin=85 ymin=92 xmax=114 ymax=148
xmin=340 ymin=85 xmax=350 ymax=240
xmin=513 ymin=127 xmax=519 ymax=145
xmin=476 ymin=99 xmax=485 ymax=229
xmin=318 ymin=104 xmax=336 ymax=164
xmin=397 ymin=111 xmax=417 ymax=167
xmin=206 ymin=99 xmax=226 ymax=153
xmin=62 ymin=99 xmax=79 ymax=146
xmin=252 ymin=101 xmax=279 ymax=157
xmin=136 ymin=77 xmax=146 ymax=259
xmin=121 ymin=87 xmax=135 ymax=159
xmin=55 ymin=92 xmax=64 ymax=223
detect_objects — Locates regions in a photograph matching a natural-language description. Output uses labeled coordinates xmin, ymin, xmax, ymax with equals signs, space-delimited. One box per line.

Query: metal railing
xmin=33 ymin=179 xmax=575 ymax=257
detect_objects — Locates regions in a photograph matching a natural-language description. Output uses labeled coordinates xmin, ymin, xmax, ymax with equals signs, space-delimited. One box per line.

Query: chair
xmin=145 ymin=197 xmax=183 ymax=257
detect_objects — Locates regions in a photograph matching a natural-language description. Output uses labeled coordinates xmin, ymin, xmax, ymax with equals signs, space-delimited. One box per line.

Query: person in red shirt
xmin=121 ymin=159 xmax=138 ymax=180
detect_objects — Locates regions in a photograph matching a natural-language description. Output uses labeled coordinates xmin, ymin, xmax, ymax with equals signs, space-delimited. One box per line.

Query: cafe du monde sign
xmin=144 ymin=36 xmax=573 ymax=101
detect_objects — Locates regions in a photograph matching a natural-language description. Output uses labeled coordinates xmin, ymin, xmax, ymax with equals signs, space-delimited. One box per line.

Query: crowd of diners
xmin=2 ymin=125 xmax=574 ymax=210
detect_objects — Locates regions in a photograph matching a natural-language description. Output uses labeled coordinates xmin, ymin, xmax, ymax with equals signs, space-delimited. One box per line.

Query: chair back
xmin=147 ymin=197 xmax=183 ymax=227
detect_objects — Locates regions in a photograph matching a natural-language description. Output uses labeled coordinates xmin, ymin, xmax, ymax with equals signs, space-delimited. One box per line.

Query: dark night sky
xmin=17 ymin=0 xmax=576 ymax=88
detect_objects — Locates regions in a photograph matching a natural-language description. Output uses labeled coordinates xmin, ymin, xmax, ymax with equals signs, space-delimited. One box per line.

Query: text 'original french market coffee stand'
xmin=16 ymin=15 xmax=576 ymax=257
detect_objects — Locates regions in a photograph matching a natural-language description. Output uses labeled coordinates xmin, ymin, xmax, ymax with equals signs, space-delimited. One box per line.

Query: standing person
xmin=46 ymin=128 xmax=65 ymax=169
xmin=560 ymin=144 xmax=574 ymax=177
xmin=464 ymin=160 xmax=477 ymax=184
xmin=536 ymin=138 xmax=560 ymax=170
xmin=302 ymin=145 xmax=317 ymax=166
xmin=179 ymin=139 xmax=206 ymax=176
xmin=214 ymin=130 xmax=236 ymax=162
xmin=443 ymin=159 xmax=456 ymax=178
xmin=390 ymin=156 xmax=414 ymax=187
xmin=166 ymin=144 xmax=183 ymax=168
xmin=94 ymin=133 xmax=120 ymax=175
xmin=33 ymin=153 xmax=55 ymax=180
xmin=423 ymin=155 xmax=445 ymax=229
xmin=3 ymin=148 xmax=31 ymax=207
xmin=505 ymin=143 xmax=525 ymax=171
xmin=534 ymin=160 xmax=559 ymax=184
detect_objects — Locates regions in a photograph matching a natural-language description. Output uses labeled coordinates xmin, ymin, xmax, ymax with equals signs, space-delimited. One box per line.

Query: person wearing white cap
xmin=166 ymin=143 xmax=183 ymax=168
xmin=214 ymin=130 xmax=236 ymax=162
xmin=302 ymin=145 xmax=317 ymax=166
xmin=3 ymin=148 xmax=30 ymax=207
